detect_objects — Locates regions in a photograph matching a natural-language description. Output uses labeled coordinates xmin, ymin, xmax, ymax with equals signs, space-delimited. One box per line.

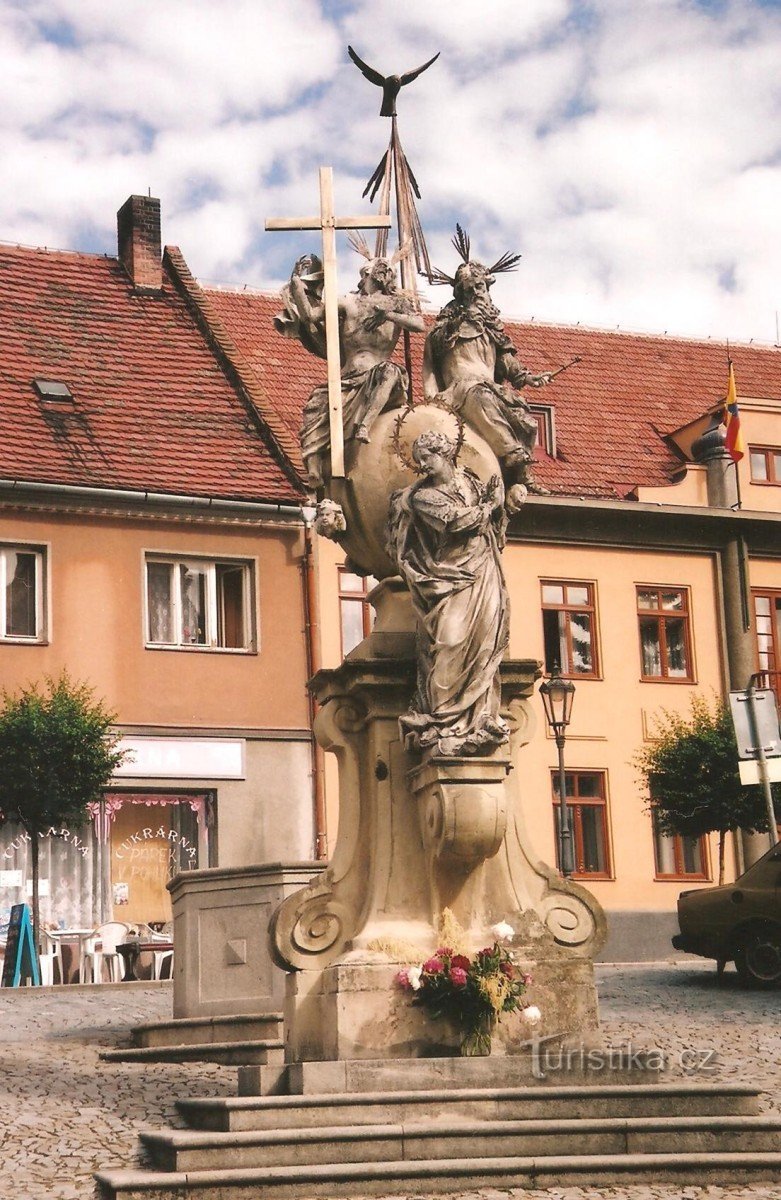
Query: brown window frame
xmin=552 ymin=769 xmax=613 ymax=880
xmin=540 ymin=580 xmax=600 ymax=679
xmin=338 ymin=567 xmax=376 ymax=657
xmin=651 ymin=811 xmax=711 ymax=882
xmin=748 ymin=446 xmax=781 ymax=485
xmin=636 ymin=585 xmax=694 ymax=683
xmin=752 ymin=589 xmax=781 ymax=703
xmin=528 ymin=403 xmax=556 ymax=456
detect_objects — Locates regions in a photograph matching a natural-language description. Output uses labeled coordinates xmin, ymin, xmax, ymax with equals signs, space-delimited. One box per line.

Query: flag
xmin=722 ymin=360 xmax=744 ymax=463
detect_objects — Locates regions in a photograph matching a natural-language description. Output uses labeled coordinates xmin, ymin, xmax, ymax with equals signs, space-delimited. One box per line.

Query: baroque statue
xmin=424 ymin=227 xmax=552 ymax=513
xmin=387 ymin=429 xmax=510 ymax=757
xmin=282 ymin=241 xmax=425 ymax=490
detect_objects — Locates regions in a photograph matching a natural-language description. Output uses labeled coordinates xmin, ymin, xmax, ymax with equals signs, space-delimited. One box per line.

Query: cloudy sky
xmin=2 ymin=0 xmax=781 ymax=342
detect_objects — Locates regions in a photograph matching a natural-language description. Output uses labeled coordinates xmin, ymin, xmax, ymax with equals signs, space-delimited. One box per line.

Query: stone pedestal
xmin=169 ymin=861 xmax=323 ymax=1019
xmin=271 ymin=581 xmax=606 ymax=1062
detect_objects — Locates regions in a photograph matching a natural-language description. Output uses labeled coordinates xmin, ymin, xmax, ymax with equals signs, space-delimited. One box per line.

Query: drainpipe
xmin=300 ymin=511 xmax=328 ymax=860
xmin=692 ymin=417 xmax=764 ymax=867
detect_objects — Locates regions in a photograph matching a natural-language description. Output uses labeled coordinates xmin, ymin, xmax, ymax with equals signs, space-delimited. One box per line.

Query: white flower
xmin=408 ymin=965 xmax=423 ymax=991
xmin=490 ymin=921 xmax=515 ymax=942
xmin=522 ymin=1005 xmax=542 ymax=1025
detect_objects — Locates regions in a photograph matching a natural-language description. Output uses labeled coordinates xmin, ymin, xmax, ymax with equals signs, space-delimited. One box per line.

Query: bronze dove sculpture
xmin=347 ymin=45 xmax=440 ymax=117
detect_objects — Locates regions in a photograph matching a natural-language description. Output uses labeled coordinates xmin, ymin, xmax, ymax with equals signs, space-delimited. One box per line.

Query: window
xmin=652 ymin=812 xmax=709 ymax=880
xmin=749 ymin=447 xmax=781 ymax=485
xmin=753 ymin=590 xmax=781 ymax=702
xmin=552 ymin=771 xmax=612 ymax=878
xmin=339 ymin=568 xmax=377 ymax=656
xmin=528 ymin=403 xmax=556 ymax=456
xmin=637 ymin=586 xmax=693 ymax=681
xmin=146 ymin=557 xmax=253 ymax=650
xmin=541 ymin=581 xmax=599 ymax=677
xmin=0 ymin=546 xmax=44 ymax=641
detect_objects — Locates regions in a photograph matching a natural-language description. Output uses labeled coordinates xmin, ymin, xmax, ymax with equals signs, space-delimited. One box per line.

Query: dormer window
xmin=529 ymin=402 xmax=556 ymax=456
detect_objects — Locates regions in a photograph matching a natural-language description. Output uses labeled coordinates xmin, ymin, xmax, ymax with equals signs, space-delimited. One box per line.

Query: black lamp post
xmin=539 ymin=665 xmax=576 ymax=877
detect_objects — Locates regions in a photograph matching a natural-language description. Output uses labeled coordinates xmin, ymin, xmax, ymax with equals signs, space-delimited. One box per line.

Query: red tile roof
xmin=0 ymin=242 xmax=302 ymax=503
xmin=206 ymin=287 xmax=781 ymax=500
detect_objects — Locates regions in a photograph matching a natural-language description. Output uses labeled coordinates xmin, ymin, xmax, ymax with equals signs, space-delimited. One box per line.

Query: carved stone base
xmin=283 ymin=953 xmax=599 ymax=1063
xmin=270 ymin=580 xmax=606 ymax=1063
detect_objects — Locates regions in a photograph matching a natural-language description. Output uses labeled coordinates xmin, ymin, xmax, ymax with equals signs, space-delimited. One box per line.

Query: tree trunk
xmin=718 ymin=830 xmax=726 ymax=886
xmin=31 ymin=828 xmax=40 ymax=960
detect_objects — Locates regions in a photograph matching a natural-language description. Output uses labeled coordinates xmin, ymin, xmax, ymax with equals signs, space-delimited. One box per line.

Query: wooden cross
xmin=266 ymin=167 xmax=391 ymax=478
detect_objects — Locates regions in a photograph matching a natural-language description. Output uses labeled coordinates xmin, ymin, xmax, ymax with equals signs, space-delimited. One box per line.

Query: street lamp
xmin=539 ymin=665 xmax=576 ymax=877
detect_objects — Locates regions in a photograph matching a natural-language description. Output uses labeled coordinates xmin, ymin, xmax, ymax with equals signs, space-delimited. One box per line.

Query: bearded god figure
xmin=423 ymin=229 xmax=552 ymax=513
xmin=387 ymin=429 xmax=510 ymax=757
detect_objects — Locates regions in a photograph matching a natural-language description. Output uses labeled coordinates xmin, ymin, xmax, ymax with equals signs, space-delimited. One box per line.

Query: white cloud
xmin=0 ymin=0 xmax=780 ymax=342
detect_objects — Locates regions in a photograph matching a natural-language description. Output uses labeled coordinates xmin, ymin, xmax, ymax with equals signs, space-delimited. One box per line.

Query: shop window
xmin=552 ymin=770 xmax=612 ymax=878
xmin=541 ymin=581 xmax=599 ymax=677
xmin=753 ymin=591 xmax=781 ymax=702
xmin=652 ymin=812 xmax=709 ymax=880
xmin=0 ymin=545 xmax=44 ymax=641
xmin=637 ymin=586 xmax=693 ymax=681
xmin=749 ymin=447 xmax=781 ymax=485
xmin=146 ymin=556 xmax=254 ymax=650
xmin=339 ymin=567 xmax=377 ymax=656
xmin=0 ymin=794 xmax=211 ymax=953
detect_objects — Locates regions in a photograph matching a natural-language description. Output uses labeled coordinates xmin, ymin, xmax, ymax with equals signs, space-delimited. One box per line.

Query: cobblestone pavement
xmin=0 ymin=963 xmax=779 ymax=1200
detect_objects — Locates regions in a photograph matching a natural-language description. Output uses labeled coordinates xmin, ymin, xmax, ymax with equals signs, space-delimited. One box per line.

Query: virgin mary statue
xmin=387 ymin=430 xmax=510 ymax=757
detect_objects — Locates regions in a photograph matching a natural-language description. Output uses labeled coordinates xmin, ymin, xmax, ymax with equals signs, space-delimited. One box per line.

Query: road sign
xmin=728 ymin=689 xmax=780 ymax=760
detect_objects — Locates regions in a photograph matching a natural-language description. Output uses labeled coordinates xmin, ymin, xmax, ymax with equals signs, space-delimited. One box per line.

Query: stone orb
xmin=329 ymin=403 xmax=501 ymax=580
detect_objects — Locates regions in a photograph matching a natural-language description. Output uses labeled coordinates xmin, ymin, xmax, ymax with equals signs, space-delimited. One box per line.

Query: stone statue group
xmin=275 ymin=234 xmax=556 ymax=760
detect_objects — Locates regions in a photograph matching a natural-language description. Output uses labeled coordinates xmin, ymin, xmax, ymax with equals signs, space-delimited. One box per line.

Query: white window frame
xmin=0 ymin=544 xmax=45 ymax=642
xmin=144 ymin=554 xmax=256 ymax=653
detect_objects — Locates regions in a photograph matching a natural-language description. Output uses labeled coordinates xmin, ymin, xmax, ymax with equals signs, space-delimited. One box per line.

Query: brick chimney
xmin=117 ymin=195 xmax=162 ymax=290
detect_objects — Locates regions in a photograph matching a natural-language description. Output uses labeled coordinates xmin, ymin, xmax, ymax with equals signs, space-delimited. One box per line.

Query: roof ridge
xmin=164 ymin=246 xmax=304 ymax=495
xmin=0 ymin=238 xmax=119 ymax=264
xmin=202 ymin=282 xmax=781 ymax=353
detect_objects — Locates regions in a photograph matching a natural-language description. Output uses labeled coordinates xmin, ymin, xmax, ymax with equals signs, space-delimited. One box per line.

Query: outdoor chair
xmin=38 ymin=929 xmax=64 ymax=986
xmin=79 ymin=921 xmax=131 ymax=983
xmin=137 ymin=922 xmax=174 ymax=980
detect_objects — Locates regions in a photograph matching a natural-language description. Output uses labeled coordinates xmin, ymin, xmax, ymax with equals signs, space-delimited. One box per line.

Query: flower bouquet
xmin=396 ymin=917 xmax=541 ymax=1056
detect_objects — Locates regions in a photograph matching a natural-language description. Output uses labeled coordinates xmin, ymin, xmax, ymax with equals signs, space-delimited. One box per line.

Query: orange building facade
xmin=1 ymin=195 xmax=779 ymax=957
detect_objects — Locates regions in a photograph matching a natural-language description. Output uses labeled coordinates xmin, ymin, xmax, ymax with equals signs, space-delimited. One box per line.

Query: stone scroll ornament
xmin=386 ymin=424 xmax=511 ymax=758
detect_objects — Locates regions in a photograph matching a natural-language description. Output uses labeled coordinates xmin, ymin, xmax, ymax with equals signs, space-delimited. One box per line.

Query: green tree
xmin=0 ymin=674 xmax=126 ymax=950
xmin=635 ymin=694 xmax=778 ymax=885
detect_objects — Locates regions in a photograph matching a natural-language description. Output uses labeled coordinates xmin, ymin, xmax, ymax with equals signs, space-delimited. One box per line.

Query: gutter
xmin=0 ymin=478 xmax=304 ymax=520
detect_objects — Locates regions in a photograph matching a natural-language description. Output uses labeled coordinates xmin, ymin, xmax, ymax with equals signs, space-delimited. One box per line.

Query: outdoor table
xmin=117 ymin=940 xmax=174 ymax=981
xmin=48 ymin=929 xmax=93 ymax=984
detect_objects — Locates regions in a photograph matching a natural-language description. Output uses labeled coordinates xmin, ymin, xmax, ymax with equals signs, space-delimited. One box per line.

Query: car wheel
xmin=735 ymin=925 xmax=781 ymax=989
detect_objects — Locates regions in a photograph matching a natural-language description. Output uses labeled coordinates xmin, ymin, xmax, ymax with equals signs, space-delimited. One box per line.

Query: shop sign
xmin=114 ymin=737 xmax=245 ymax=780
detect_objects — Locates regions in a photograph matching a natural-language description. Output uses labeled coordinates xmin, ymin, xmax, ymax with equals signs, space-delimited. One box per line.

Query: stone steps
xmin=95 ymin=1076 xmax=779 ymax=1198
xmin=177 ymin=1081 xmax=761 ymax=1131
xmin=130 ymin=1012 xmax=283 ymax=1049
xmin=139 ymin=1114 xmax=781 ymax=1173
xmin=95 ymin=1151 xmax=781 ymax=1199
xmin=100 ymin=1038 xmax=285 ymax=1066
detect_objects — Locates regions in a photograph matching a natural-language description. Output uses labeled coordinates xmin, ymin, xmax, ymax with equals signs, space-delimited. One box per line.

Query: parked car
xmin=672 ymin=840 xmax=781 ymax=987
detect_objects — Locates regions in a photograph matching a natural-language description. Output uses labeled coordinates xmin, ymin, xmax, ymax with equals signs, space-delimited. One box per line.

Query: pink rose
xmin=449 ymin=966 xmax=468 ymax=987
xmin=522 ymin=973 xmax=533 ymax=986
xmin=436 ymin=946 xmax=454 ymax=958
xmin=423 ymin=957 xmax=444 ymax=974
xmin=395 ymin=968 xmax=411 ymax=989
